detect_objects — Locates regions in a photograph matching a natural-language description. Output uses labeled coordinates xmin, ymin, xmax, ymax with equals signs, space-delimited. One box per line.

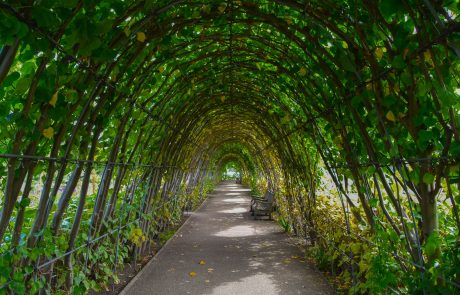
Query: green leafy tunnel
xmin=0 ymin=0 xmax=459 ymax=293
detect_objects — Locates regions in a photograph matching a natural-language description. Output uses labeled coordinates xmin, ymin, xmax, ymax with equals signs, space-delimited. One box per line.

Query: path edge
xmin=118 ymin=192 xmax=213 ymax=294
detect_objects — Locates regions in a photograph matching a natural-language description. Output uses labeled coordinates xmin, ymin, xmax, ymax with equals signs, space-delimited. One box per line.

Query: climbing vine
xmin=0 ymin=0 xmax=459 ymax=293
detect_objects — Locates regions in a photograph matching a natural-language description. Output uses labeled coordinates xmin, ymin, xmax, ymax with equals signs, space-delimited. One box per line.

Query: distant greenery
xmin=221 ymin=161 xmax=241 ymax=180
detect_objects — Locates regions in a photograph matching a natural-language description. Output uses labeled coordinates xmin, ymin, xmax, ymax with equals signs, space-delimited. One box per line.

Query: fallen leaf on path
xmin=204 ymin=280 xmax=210 ymax=283
xmin=189 ymin=271 xmax=197 ymax=277
xmin=199 ymin=260 xmax=206 ymax=265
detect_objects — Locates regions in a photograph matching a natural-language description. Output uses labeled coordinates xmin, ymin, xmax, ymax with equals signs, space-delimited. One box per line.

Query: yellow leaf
xmin=42 ymin=127 xmax=54 ymax=139
xmin=49 ymin=91 xmax=58 ymax=107
xmin=299 ymin=67 xmax=307 ymax=76
xmin=159 ymin=66 xmax=165 ymax=73
xmin=359 ymin=260 xmax=368 ymax=272
xmin=424 ymin=51 xmax=434 ymax=67
xmin=204 ymin=279 xmax=210 ymax=283
xmin=366 ymin=83 xmax=373 ymax=90
xmin=386 ymin=111 xmax=396 ymax=122
xmin=199 ymin=260 xmax=206 ymax=265
xmin=383 ymin=83 xmax=390 ymax=96
xmin=189 ymin=271 xmax=197 ymax=277
xmin=350 ymin=243 xmax=361 ymax=254
xmin=220 ymin=96 xmax=226 ymax=103
xmin=129 ymin=227 xmax=146 ymax=246
xmin=218 ymin=4 xmax=226 ymax=13
xmin=374 ymin=47 xmax=384 ymax=60
xmin=137 ymin=32 xmax=146 ymax=42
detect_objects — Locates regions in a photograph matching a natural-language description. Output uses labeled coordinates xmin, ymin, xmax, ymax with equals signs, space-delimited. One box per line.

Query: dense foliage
xmin=0 ymin=0 xmax=459 ymax=293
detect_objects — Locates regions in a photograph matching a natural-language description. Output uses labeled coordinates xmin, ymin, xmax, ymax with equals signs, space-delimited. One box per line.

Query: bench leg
xmin=254 ymin=209 xmax=259 ymax=220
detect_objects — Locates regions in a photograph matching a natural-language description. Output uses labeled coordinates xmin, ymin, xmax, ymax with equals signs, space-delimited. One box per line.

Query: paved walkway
xmin=121 ymin=182 xmax=333 ymax=295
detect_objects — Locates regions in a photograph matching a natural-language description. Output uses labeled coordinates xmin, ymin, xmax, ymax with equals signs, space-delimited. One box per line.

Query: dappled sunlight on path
xmin=121 ymin=181 xmax=332 ymax=295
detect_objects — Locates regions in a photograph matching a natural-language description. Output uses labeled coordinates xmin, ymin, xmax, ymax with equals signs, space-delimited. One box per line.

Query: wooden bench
xmin=250 ymin=190 xmax=274 ymax=220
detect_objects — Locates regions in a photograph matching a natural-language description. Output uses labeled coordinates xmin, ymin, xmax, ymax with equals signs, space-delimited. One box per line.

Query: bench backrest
xmin=265 ymin=190 xmax=274 ymax=203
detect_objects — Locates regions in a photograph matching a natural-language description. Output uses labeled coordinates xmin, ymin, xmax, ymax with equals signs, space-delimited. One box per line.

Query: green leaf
xmin=53 ymin=0 xmax=79 ymax=8
xmin=337 ymin=50 xmax=355 ymax=72
xmin=450 ymin=140 xmax=460 ymax=156
xmin=437 ymin=88 xmax=457 ymax=106
xmin=369 ymin=198 xmax=378 ymax=207
xmin=144 ymin=0 xmax=158 ymax=11
xmin=388 ymin=230 xmax=398 ymax=242
xmin=424 ymin=232 xmax=441 ymax=257
xmin=409 ymin=169 xmax=420 ymax=185
xmin=79 ymin=37 xmax=102 ymax=56
xmin=455 ymin=194 xmax=460 ymax=204
xmin=15 ymin=76 xmax=31 ymax=94
xmin=10 ymin=281 xmax=26 ymax=295
xmin=19 ymin=198 xmax=31 ymax=208
xmin=391 ymin=55 xmax=406 ymax=70
xmin=422 ymin=172 xmax=435 ymax=185
xmin=30 ymin=7 xmax=61 ymax=29
xmin=379 ymin=0 xmax=404 ymax=19
xmin=2 ymin=72 xmax=20 ymax=87
xmin=416 ymin=81 xmax=432 ymax=96
xmin=417 ymin=130 xmax=434 ymax=150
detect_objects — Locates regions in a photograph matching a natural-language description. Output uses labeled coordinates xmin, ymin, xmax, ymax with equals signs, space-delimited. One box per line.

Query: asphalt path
xmin=120 ymin=181 xmax=333 ymax=295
